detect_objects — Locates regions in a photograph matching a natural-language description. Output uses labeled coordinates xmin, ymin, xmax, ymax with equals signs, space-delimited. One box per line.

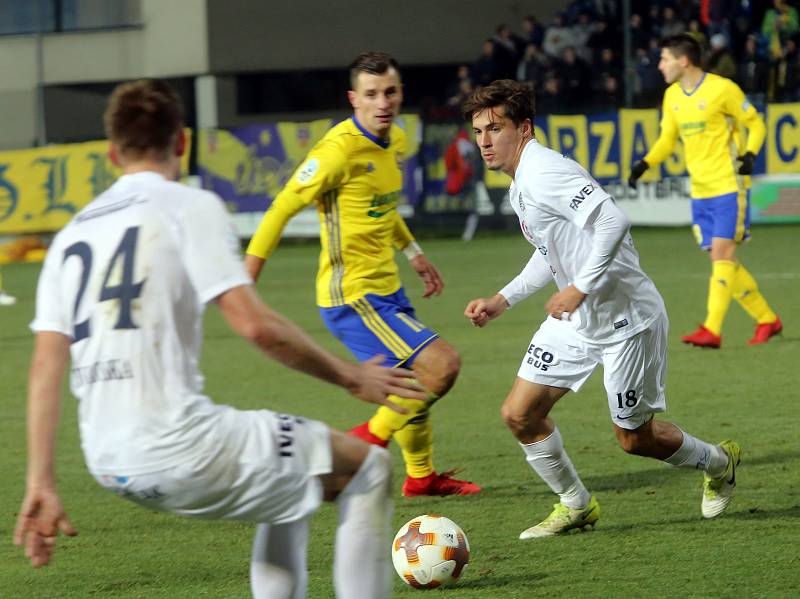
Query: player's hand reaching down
xmin=545 ymin=285 xmax=587 ymax=320
xmin=627 ymin=159 xmax=649 ymax=189
xmin=737 ymin=152 xmax=755 ymax=175
xmin=410 ymin=255 xmax=444 ymax=298
xmin=347 ymin=355 xmax=426 ymax=413
xmin=14 ymin=487 xmax=77 ymax=567
xmin=464 ymin=293 xmax=509 ymax=327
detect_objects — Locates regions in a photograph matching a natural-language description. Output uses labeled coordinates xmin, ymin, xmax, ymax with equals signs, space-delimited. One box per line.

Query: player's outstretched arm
xmin=464 ymin=293 xmax=509 ymax=327
xmin=15 ymin=331 xmax=78 ymax=567
xmin=628 ymin=159 xmax=649 ymax=189
xmin=244 ymin=254 xmax=266 ymax=283
xmin=410 ymin=254 xmax=444 ymax=298
xmin=217 ymin=285 xmax=425 ymax=411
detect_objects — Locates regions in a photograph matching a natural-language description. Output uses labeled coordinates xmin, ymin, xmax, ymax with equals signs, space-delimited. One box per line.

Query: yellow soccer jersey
xmin=246 ymin=117 xmax=415 ymax=307
xmin=644 ymin=72 xmax=766 ymax=198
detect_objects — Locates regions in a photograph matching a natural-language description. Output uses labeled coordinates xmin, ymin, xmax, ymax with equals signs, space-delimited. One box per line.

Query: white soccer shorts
xmin=91 ymin=408 xmax=332 ymax=524
xmin=517 ymin=314 xmax=668 ymax=430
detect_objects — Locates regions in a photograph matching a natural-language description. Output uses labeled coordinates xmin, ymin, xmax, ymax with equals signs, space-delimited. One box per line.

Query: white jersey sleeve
xmin=179 ymin=192 xmax=252 ymax=304
xmin=30 ymin=237 xmax=71 ymax=336
xmin=499 ymin=250 xmax=553 ymax=307
xmin=532 ymin=153 xmax=611 ymax=229
xmin=572 ymin=199 xmax=630 ymax=294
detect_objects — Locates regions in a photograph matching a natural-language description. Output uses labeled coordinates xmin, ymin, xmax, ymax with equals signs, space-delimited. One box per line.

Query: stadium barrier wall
xmin=1 ymin=106 xmax=798 ymax=238
xmin=0 ymin=133 xmax=192 ymax=236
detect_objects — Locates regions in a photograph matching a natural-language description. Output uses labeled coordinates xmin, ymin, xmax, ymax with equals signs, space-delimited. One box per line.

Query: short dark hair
xmin=349 ymin=51 xmax=400 ymax=89
xmin=462 ymin=79 xmax=535 ymax=126
xmin=661 ymin=33 xmax=702 ymax=67
xmin=104 ymin=79 xmax=184 ymax=159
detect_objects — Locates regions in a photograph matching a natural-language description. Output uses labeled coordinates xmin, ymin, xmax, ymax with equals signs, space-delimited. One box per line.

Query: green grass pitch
xmin=1 ymin=225 xmax=799 ymax=598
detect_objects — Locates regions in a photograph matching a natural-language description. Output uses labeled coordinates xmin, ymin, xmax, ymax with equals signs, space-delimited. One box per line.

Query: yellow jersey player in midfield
xmin=629 ymin=34 xmax=781 ymax=348
xmin=245 ymin=51 xmax=481 ymax=497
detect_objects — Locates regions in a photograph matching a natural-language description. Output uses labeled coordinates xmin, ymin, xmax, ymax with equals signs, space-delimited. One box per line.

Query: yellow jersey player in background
xmin=629 ymin=34 xmax=782 ymax=349
xmin=245 ymin=51 xmax=481 ymax=497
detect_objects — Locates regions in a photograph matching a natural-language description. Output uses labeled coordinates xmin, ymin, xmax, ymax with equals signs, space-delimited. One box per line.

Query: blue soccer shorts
xmin=319 ymin=288 xmax=439 ymax=368
xmin=691 ymin=189 xmax=751 ymax=250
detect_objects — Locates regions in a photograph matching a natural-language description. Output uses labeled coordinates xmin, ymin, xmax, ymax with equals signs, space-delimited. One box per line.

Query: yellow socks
xmin=704 ymin=260 xmax=736 ymax=335
xmin=394 ymin=411 xmax=434 ymax=478
xmin=367 ymin=395 xmax=426 ymax=441
xmin=367 ymin=390 xmax=438 ymax=478
xmin=732 ymin=263 xmax=777 ymax=324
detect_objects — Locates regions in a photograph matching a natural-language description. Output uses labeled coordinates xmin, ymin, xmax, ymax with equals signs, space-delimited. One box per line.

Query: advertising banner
xmin=0 ymin=133 xmax=192 ymax=234
xmin=423 ymin=104 xmax=800 ymax=225
xmin=198 ymin=115 xmax=422 ymax=216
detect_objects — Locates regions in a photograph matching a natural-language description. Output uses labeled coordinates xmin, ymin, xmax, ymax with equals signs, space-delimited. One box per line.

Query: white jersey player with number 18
xmin=463 ymin=80 xmax=741 ymax=540
xmin=502 ymin=139 xmax=667 ymax=423
xmin=16 ymin=79 xmax=427 ymax=599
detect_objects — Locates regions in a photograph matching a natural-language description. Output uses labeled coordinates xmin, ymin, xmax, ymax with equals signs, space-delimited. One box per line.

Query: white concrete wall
xmin=0 ymin=0 xmax=209 ymax=149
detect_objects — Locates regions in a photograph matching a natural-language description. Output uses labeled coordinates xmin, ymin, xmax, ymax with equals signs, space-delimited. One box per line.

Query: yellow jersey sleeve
xmin=246 ymin=138 xmax=348 ymax=260
xmin=387 ymin=128 xmax=415 ymax=250
xmin=392 ymin=212 xmax=415 ymax=250
xmin=644 ymin=88 xmax=680 ymax=166
xmin=722 ymin=81 xmax=766 ymax=156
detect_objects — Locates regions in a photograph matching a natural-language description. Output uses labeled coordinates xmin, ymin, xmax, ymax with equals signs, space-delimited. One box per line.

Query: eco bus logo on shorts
xmin=526 ymin=343 xmax=555 ymax=371
xmin=569 ymin=183 xmax=595 ymax=211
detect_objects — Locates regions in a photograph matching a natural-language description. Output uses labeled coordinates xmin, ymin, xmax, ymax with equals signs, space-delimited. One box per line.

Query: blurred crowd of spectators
xmin=445 ymin=0 xmax=800 ymax=115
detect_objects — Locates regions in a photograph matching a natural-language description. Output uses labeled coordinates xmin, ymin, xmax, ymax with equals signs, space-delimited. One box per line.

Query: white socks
xmin=664 ymin=429 xmax=728 ymax=477
xmin=250 ymin=517 xmax=310 ymax=599
xmin=520 ymin=427 xmax=592 ymax=510
xmin=250 ymin=445 xmax=392 ymax=599
xmin=334 ymin=445 xmax=393 ymax=599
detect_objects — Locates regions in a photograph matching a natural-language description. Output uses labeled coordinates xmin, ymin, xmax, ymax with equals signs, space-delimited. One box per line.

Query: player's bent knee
xmin=414 ymin=340 xmax=461 ymax=396
xmin=500 ymin=402 xmax=537 ymax=438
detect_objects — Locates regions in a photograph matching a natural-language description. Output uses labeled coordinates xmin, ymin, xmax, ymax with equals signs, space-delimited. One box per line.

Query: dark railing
xmin=0 ymin=0 xmax=141 ymax=36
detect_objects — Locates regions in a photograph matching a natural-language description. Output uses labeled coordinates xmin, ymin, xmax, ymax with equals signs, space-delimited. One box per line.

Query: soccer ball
xmin=391 ymin=514 xmax=470 ymax=589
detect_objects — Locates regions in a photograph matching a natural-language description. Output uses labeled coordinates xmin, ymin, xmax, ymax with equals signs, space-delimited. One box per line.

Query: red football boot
xmin=748 ymin=316 xmax=783 ymax=345
xmin=347 ymin=421 xmax=389 ymax=448
xmin=681 ymin=325 xmax=722 ymax=349
xmin=402 ymin=470 xmax=482 ymax=497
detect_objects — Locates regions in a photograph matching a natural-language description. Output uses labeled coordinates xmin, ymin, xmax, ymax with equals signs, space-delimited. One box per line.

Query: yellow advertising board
xmin=0 ymin=133 xmax=192 ymax=234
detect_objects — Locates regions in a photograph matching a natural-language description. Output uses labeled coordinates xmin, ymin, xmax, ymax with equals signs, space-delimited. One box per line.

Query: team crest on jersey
xmin=519 ymin=219 xmax=534 ymax=242
xmin=697 ymin=100 xmax=707 ymax=110
xmin=296 ymin=158 xmax=319 ymax=184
